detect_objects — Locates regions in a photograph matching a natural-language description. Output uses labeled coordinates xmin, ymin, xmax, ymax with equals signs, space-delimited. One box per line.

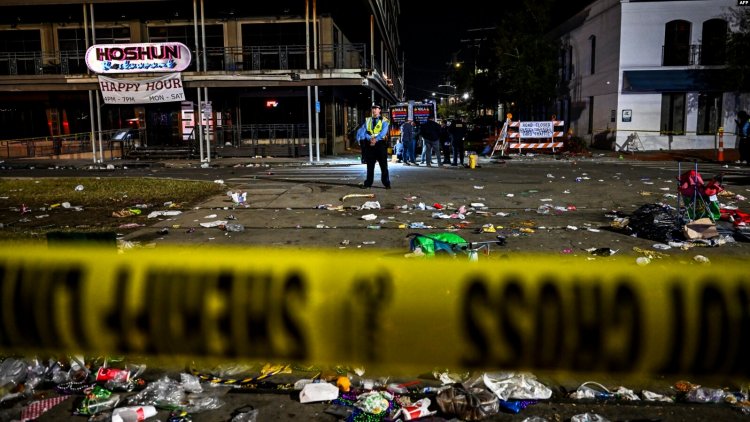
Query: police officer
xmin=360 ymin=103 xmax=391 ymax=189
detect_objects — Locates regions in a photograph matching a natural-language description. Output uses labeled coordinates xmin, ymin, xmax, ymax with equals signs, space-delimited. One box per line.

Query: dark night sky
xmin=398 ymin=0 xmax=594 ymax=100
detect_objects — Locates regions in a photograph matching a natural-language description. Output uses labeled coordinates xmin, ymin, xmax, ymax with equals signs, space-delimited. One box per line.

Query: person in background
xmin=394 ymin=138 xmax=404 ymax=163
xmin=737 ymin=110 xmax=750 ymax=164
xmin=400 ymin=119 xmax=417 ymax=165
xmin=420 ymin=115 xmax=442 ymax=167
xmin=359 ymin=103 xmax=391 ymax=189
xmin=451 ymin=119 xmax=467 ymax=167
xmin=439 ymin=120 xmax=453 ymax=165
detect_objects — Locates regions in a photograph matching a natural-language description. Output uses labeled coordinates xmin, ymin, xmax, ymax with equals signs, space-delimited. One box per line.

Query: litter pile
xmin=1 ymin=357 xmax=749 ymax=421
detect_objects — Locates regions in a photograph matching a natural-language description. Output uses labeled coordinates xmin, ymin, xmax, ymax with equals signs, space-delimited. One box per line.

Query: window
xmin=149 ymin=24 xmax=223 ymax=71
xmin=241 ymin=23 xmax=306 ymax=70
xmin=696 ymin=92 xmax=722 ymax=135
xmin=0 ymin=30 xmax=41 ymax=52
xmin=242 ymin=23 xmax=306 ymax=46
xmin=58 ymin=27 xmax=130 ymax=52
xmin=148 ymin=24 xmax=223 ymax=50
xmin=589 ymin=35 xmax=596 ymax=75
xmin=58 ymin=29 xmax=87 ymax=53
xmin=560 ymin=45 xmax=573 ymax=82
xmin=701 ymin=19 xmax=727 ymax=66
xmin=588 ymin=96 xmax=594 ymax=135
xmin=0 ymin=30 xmax=42 ymax=75
xmin=660 ymin=93 xmax=686 ymax=135
xmin=94 ymin=27 xmax=131 ymax=44
xmin=663 ymin=20 xmax=691 ymax=66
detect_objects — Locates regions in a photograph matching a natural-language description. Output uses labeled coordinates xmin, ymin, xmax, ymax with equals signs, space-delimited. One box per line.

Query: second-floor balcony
xmin=662 ymin=44 xmax=726 ymax=67
xmin=0 ymin=43 xmax=367 ymax=76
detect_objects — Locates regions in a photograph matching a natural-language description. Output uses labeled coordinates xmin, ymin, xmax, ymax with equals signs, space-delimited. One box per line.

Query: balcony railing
xmin=0 ymin=129 xmax=140 ymax=159
xmin=662 ymin=44 xmax=726 ymax=66
xmin=0 ymin=43 xmax=367 ymax=76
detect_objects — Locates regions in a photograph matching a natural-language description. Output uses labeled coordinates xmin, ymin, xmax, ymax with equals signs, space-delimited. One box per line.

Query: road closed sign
xmin=519 ymin=121 xmax=554 ymax=138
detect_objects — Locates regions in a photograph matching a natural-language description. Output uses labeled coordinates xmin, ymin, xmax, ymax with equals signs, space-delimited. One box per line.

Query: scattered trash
xmin=396 ymin=398 xmax=435 ymax=420
xmin=229 ymin=191 xmax=247 ymax=205
xmin=147 ymin=210 xmax=182 ymax=219
xmin=200 ymin=220 xmax=227 ymax=228
xmin=299 ymin=382 xmax=339 ymax=403
xmin=642 ymin=390 xmax=674 ymax=402
xmin=693 ymin=255 xmax=710 ymax=264
xmin=111 ymin=405 xmax=157 ymax=422
xmin=361 ymin=201 xmax=381 ymax=210
xmin=20 ymin=396 xmax=72 ymax=420
xmin=627 ymin=203 xmax=679 ymax=243
xmin=341 ymin=193 xmax=375 ymax=201
xmin=636 ymin=257 xmax=651 ymax=266
xmin=354 ymin=391 xmax=393 ymax=415
xmin=571 ymin=413 xmax=610 ymax=422
xmin=437 ymin=386 xmax=499 ymax=420
xmin=118 ymin=223 xmax=144 ymax=229
xmin=482 ymin=372 xmax=552 ymax=401
xmin=225 ymin=223 xmax=245 ymax=232
xmin=586 ymin=247 xmax=617 ymax=256
xmin=683 ymin=218 xmax=719 ymax=240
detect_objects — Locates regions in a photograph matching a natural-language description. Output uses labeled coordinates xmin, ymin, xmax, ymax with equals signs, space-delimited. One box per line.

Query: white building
xmin=556 ymin=0 xmax=749 ymax=151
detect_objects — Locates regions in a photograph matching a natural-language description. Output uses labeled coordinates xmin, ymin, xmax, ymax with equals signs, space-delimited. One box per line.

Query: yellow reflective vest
xmin=366 ymin=117 xmax=387 ymax=137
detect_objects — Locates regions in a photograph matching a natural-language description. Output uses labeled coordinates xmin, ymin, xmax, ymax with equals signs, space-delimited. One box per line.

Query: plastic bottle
xmin=85 ymin=394 xmax=121 ymax=415
xmin=111 ymin=406 xmax=157 ymax=422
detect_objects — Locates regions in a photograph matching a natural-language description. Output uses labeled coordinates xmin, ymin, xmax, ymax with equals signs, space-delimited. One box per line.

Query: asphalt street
xmin=78 ymin=152 xmax=750 ymax=261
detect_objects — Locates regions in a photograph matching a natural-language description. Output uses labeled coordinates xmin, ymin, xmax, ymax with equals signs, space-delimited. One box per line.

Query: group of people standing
xmin=398 ymin=116 xmax=467 ymax=167
xmin=356 ymin=103 xmax=469 ymax=189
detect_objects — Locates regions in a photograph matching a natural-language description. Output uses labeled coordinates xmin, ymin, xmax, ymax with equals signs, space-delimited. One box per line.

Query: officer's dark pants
xmin=362 ymin=141 xmax=390 ymax=188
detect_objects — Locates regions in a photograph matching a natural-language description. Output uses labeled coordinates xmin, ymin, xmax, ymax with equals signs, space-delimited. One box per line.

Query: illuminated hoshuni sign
xmin=85 ymin=42 xmax=192 ymax=73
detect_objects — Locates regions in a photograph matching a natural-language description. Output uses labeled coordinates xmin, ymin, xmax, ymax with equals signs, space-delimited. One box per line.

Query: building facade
xmin=556 ymin=0 xmax=749 ymax=151
xmin=0 ymin=0 xmax=403 ymax=158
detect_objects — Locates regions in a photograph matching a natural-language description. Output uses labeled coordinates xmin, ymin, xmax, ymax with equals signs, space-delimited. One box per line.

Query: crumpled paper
xmin=361 ymin=201 xmax=380 ymax=210
xmin=147 ymin=210 xmax=182 ymax=219
xmin=299 ymin=382 xmax=339 ymax=403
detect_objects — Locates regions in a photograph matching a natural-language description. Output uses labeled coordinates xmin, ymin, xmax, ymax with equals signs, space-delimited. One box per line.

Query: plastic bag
xmin=482 ymin=372 xmax=552 ymax=401
xmin=436 ymin=386 xmax=499 ymax=421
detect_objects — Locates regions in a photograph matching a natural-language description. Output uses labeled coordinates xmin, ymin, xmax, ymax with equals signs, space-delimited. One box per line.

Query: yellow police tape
xmin=0 ymin=245 xmax=748 ymax=377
